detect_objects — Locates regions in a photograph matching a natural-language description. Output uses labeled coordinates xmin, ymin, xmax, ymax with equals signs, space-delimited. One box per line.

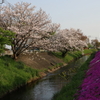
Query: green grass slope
xmin=0 ymin=55 xmax=39 ymax=97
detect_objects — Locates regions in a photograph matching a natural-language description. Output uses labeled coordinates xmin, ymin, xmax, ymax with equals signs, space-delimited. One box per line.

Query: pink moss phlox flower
xmin=74 ymin=51 xmax=100 ymax=100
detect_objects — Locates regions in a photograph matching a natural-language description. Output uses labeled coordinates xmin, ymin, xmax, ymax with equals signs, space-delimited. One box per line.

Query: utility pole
xmin=0 ymin=0 xmax=4 ymax=4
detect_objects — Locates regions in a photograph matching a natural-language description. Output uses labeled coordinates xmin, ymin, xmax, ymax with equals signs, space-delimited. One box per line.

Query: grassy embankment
xmin=52 ymin=50 xmax=96 ymax=100
xmin=53 ymin=49 xmax=96 ymax=63
xmin=0 ymin=49 xmax=96 ymax=98
xmin=43 ymin=49 xmax=96 ymax=72
xmin=47 ymin=49 xmax=96 ymax=71
xmin=0 ymin=55 xmax=39 ymax=98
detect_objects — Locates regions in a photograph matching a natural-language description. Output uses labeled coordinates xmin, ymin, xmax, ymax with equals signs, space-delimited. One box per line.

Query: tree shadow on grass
xmin=67 ymin=52 xmax=82 ymax=59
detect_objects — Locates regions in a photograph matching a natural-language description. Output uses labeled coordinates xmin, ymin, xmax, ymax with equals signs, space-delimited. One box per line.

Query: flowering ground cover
xmin=52 ymin=51 xmax=96 ymax=100
xmin=74 ymin=51 xmax=100 ymax=100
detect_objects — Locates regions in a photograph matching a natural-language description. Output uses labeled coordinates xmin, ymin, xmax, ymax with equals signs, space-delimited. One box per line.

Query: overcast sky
xmin=1 ymin=0 xmax=100 ymax=40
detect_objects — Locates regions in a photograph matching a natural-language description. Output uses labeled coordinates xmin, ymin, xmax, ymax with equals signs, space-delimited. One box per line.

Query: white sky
xmin=1 ymin=0 xmax=100 ymax=40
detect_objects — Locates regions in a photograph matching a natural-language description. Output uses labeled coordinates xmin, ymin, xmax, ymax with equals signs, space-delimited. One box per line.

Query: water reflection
xmin=0 ymin=56 xmax=89 ymax=100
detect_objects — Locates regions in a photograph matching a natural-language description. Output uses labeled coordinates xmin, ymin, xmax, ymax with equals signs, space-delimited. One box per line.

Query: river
xmin=0 ymin=55 xmax=89 ymax=100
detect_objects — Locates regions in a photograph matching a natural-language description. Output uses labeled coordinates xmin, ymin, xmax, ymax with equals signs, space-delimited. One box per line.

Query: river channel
xmin=0 ymin=55 xmax=89 ymax=100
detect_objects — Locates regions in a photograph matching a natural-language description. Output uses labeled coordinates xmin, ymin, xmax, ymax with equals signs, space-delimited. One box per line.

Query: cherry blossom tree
xmin=38 ymin=28 xmax=88 ymax=57
xmin=46 ymin=23 xmax=60 ymax=35
xmin=0 ymin=2 xmax=54 ymax=59
xmin=77 ymin=30 xmax=89 ymax=44
xmin=0 ymin=2 xmax=88 ymax=59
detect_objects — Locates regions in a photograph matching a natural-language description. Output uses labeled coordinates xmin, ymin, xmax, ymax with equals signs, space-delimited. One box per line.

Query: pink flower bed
xmin=74 ymin=51 xmax=100 ymax=100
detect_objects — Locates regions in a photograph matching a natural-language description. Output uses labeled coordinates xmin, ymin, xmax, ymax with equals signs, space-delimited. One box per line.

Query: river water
xmin=0 ymin=56 xmax=89 ymax=100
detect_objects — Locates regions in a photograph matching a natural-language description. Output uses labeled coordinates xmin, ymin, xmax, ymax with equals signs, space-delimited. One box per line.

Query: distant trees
xmin=91 ymin=39 xmax=100 ymax=49
xmin=0 ymin=2 xmax=88 ymax=59
xmin=0 ymin=28 xmax=15 ymax=53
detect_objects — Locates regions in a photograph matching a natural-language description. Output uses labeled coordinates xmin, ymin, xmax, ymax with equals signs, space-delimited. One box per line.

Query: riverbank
xmin=0 ymin=55 xmax=40 ymax=98
xmin=52 ymin=52 xmax=96 ymax=100
xmin=0 ymin=49 xmax=96 ymax=98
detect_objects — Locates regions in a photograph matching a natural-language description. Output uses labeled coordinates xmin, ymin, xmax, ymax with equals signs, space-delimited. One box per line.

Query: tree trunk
xmin=12 ymin=53 xmax=17 ymax=60
xmin=62 ymin=50 xmax=68 ymax=57
xmin=12 ymin=52 xmax=20 ymax=60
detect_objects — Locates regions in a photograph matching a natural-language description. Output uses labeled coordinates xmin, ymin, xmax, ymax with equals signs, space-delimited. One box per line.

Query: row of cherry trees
xmin=38 ymin=28 xmax=88 ymax=57
xmin=0 ymin=2 xmax=88 ymax=59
